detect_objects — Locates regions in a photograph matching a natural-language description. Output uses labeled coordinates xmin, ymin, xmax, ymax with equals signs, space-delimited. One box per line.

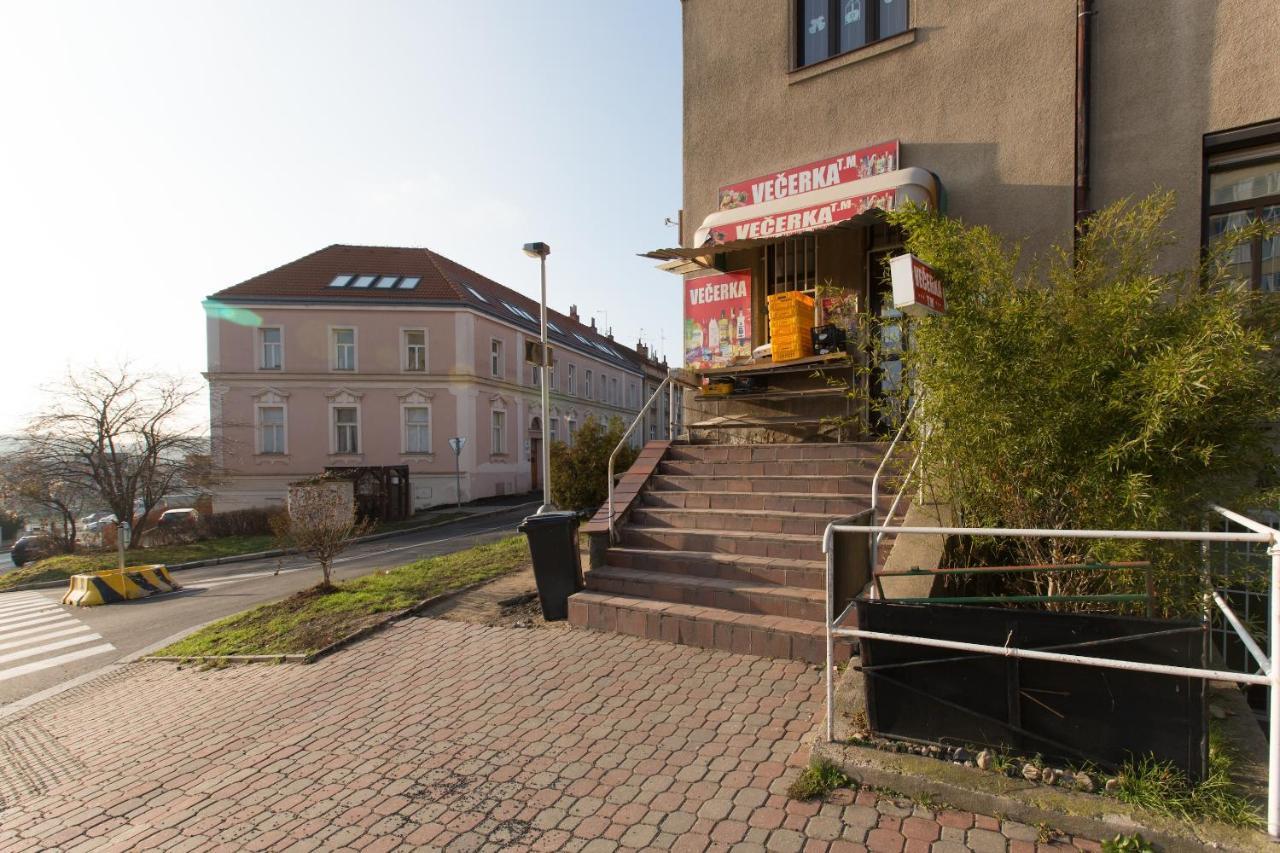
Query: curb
xmin=143 ymin=574 xmax=508 ymax=666
xmin=0 ymin=501 xmax=537 ymax=595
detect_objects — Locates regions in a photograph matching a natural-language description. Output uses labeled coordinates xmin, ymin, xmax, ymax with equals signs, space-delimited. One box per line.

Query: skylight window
xmin=398 ymin=277 xmax=420 ymax=290
xmin=352 ymin=275 xmax=376 ymax=288
xmin=501 ymin=302 xmax=536 ymax=323
xmin=573 ymin=333 xmax=592 ymax=345
xmin=328 ymin=274 xmax=354 ymax=288
xmin=463 ymin=285 xmax=488 ymax=303
xmin=547 ymin=321 xmax=563 ymax=334
xmin=374 ymin=276 xmax=399 ymax=289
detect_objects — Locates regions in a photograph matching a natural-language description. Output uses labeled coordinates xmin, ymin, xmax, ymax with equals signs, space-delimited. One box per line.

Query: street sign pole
xmin=448 ymin=437 xmax=467 ymax=509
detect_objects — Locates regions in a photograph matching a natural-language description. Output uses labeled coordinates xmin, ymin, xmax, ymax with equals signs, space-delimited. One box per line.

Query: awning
xmin=643 ymin=166 xmax=937 ymax=273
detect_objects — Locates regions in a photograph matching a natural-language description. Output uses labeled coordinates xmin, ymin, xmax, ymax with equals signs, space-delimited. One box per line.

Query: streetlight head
xmin=522 ymin=241 xmax=551 ymax=259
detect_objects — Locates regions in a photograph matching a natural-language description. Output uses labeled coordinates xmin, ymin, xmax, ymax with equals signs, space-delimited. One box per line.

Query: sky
xmin=0 ymin=1 xmax=683 ymax=433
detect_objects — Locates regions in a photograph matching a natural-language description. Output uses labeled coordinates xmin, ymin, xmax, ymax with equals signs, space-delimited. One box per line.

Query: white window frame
xmin=611 ymin=376 xmax=618 ymax=405
xmin=491 ymin=409 xmax=507 ymax=455
xmin=549 ymin=359 xmax=557 ymax=392
xmin=258 ymin=326 xmax=283 ymax=371
xmin=598 ymin=373 xmax=606 ymax=402
xmin=256 ymin=403 xmax=287 ymax=455
xmin=331 ymin=404 xmax=361 ymax=454
xmin=567 ymin=417 xmax=577 ymax=445
xmin=491 ymin=338 xmax=504 ymax=378
xmin=402 ymin=404 xmax=432 ymax=454
xmin=550 ymin=417 xmax=559 ymax=442
xmin=402 ymin=328 xmax=428 ymax=373
xmin=567 ymin=363 xmax=576 ymax=396
xmin=331 ymin=327 xmax=357 ymax=372
xmin=584 ymin=369 xmax=592 ymax=401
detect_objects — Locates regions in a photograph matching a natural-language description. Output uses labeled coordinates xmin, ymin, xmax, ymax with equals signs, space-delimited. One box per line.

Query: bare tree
xmin=272 ymin=482 xmax=372 ymax=589
xmin=23 ymin=365 xmax=211 ymax=550
xmin=0 ymin=451 xmax=92 ymax=553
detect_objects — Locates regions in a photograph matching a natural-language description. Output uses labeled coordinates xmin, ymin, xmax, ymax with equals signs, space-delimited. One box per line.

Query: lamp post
xmin=522 ymin=241 xmax=553 ymax=514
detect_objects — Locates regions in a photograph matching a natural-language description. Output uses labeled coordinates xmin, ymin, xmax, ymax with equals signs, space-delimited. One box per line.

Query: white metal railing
xmin=821 ymin=508 xmax=1280 ymax=839
xmin=868 ymin=397 xmax=920 ymax=571
xmin=607 ymin=371 xmax=685 ymax=542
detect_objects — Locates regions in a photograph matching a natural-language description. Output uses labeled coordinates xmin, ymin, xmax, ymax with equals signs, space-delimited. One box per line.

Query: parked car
xmin=81 ymin=511 xmax=116 ymax=533
xmin=157 ymin=508 xmax=199 ymax=528
xmin=11 ymin=534 xmax=56 ymax=567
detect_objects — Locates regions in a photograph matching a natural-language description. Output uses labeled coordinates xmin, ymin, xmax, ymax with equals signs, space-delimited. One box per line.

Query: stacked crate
xmin=767 ymin=291 xmax=815 ymax=362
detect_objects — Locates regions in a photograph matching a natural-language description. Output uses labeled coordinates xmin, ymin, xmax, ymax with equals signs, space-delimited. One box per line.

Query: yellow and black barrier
xmin=62 ymin=565 xmax=182 ymax=607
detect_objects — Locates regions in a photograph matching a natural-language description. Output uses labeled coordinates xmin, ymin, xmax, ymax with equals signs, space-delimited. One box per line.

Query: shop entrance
xmin=868 ymin=248 xmax=908 ymax=435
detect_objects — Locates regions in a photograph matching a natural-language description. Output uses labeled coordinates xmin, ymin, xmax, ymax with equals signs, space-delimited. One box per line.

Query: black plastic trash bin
xmin=517 ymin=511 xmax=584 ymax=621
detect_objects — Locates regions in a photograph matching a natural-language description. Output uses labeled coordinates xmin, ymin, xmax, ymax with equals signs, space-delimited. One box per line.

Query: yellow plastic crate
xmin=769 ymin=316 xmax=813 ymax=336
xmin=767 ymin=291 xmax=815 ymax=312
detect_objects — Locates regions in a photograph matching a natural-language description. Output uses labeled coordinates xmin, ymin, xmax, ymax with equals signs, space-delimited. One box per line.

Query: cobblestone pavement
xmin=0 ymin=614 xmax=1102 ymax=851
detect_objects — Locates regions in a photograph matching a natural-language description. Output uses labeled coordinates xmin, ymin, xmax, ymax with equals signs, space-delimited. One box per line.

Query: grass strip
xmin=154 ymin=535 xmax=530 ymax=658
xmin=787 ymin=758 xmax=853 ymax=800
xmin=0 ymin=535 xmax=278 ymax=591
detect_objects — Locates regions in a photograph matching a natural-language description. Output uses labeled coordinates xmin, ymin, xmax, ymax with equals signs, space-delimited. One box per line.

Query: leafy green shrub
xmin=549 ymin=416 xmax=639 ymax=513
xmin=885 ymin=193 xmax=1280 ymax=613
xmin=1102 ymin=834 xmax=1155 ymax=853
xmin=786 ymin=758 xmax=852 ymax=800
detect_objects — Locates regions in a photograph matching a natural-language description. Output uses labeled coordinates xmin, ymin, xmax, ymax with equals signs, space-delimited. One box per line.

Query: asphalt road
xmin=0 ymin=501 xmax=538 ymax=708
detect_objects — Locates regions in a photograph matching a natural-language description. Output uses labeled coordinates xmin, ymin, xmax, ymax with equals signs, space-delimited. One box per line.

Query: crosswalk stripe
xmin=0 ymin=613 xmax=77 ymax=633
xmin=0 ymin=602 xmax=60 ymax=618
xmin=0 ymin=593 xmax=49 ymax=602
xmin=0 ymin=624 xmax=92 ymax=653
xmin=0 ymin=605 xmax=66 ymax=623
xmin=0 ymin=644 xmax=116 ymax=683
xmin=0 ymin=621 xmax=92 ymax=646
xmin=0 ymin=598 xmax=53 ymax=611
xmin=0 ymin=633 xmax=104 ymax=665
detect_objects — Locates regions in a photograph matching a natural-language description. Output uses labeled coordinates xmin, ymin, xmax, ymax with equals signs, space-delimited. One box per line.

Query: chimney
xmin=569 ymin=304 xmax=579 ymax=322
xmin=636 ymin=341 xmax=648 ymax=360
xmin=607 ymin=328 xmax=614 ymax=341
xmin=590 ymin=317 xmax=596 ymax=330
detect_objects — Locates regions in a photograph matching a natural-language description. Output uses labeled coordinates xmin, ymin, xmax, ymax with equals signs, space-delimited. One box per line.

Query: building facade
xmin=652 ymin=0 xmax=1280 ymax=440
xmin=205 ymin=245 xmax=666 ymax=513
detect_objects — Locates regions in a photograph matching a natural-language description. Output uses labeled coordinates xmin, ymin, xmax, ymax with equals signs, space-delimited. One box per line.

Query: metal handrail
xmin=820 ymin=508 xmax=1280 ymax=839
xmin=869 ymin=397 xmax=920 ymax=568
xmin=607 ymin=372 xmax=675 ymax=542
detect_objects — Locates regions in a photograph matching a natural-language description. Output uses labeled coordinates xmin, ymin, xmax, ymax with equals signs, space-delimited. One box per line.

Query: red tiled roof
xmin=209 ymin=244 xmax=651 ymax=371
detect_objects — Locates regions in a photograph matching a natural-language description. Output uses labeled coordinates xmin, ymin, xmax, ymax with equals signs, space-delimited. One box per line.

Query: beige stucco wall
xmin=682 ymin=0 xmax=1280 ymax=267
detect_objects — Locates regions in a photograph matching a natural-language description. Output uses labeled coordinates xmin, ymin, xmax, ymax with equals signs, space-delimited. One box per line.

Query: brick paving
xmin=0 ymin=613 xmax=1101 ymax=851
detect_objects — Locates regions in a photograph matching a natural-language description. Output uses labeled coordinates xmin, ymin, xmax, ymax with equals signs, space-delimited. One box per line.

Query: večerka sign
xmin=889 ymin=253 xmax=945 ymax=317
xmin=701 ymin=189 xmax=897 ymax=246
xmin=684 ymin=270 xmax=752 ymax=371
xmin=717 ymin=140 xmax=899 ymax=211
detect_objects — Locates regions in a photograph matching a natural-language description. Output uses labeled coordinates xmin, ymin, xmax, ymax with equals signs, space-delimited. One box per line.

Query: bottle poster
xmin=684 ymin=270 xmax=752 ymax=370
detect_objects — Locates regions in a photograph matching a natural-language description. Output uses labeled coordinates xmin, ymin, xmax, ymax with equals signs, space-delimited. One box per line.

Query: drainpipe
xmin=1073 ymin=0 xmax=1095 ymax=240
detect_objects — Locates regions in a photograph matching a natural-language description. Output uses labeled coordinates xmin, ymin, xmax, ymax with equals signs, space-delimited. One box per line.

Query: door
xmin=529 ymin=417 xmax=542 ymax=492
xmin=867 ymin=248 xmax=908 ymax=436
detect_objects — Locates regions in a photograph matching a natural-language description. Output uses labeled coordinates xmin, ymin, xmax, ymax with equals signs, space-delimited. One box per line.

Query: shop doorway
xmin=867 ymin=248 xmax=909 ymax=436
xmin=529 ymin=417 xmax=542 ymax=492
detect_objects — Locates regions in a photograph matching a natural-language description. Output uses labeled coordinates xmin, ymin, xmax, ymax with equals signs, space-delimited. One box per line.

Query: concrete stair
xmin=569 ymin=440 xmax=911 ymax=663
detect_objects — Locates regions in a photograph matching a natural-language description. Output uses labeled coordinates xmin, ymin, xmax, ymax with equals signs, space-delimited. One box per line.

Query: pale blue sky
xmin=0 ymin=1 xmax=683 ymax=431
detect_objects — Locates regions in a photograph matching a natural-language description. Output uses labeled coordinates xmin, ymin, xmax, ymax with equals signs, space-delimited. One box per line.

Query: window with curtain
xmin=259 ymin=406 xmax=285 ymax=454
xmin=404 ymin=406 xmax=430 ymax=453
xmin=1206 ymin=138 xmax=1280 ymax=292
xmin=796 ymin=0 xmax=909 ymax=68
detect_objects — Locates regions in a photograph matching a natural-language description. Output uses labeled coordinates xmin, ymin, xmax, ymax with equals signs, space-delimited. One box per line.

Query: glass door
xmin=867 ymin=248 xmax=908 ymax=435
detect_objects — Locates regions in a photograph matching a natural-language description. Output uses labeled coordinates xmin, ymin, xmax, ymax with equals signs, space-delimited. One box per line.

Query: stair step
xmin=639 ymin=490 xmax=898 ymax=515
xmin=604 ymin=546 xmax=826 ymax=589
xmin=586 ymin=565 xmax=825 ymax=621
xmin=630 ymin=507 xmax=845 ymax=536
xmin=622 ymin=526 xmax=824 ymax=562
xmin=658 ymin=458 xmax=888 ymax=477
xmin=667 ymin=442 xmax=896 ymax=463
xmin=567 ymin=591 xmax=853 ymax=663
xmin=649 ymin=474 xmax=873 ymax=495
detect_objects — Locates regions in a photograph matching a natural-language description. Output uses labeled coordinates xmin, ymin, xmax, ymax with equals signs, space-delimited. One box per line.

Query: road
xmin=0 ymin=501 xmax=538 ymax=708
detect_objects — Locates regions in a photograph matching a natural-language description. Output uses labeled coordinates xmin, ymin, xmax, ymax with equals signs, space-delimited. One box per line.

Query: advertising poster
xmin=684 ymin=270 xmax=752 ymax=370
xmin=702 ymin=189 xmax=897 ymax=246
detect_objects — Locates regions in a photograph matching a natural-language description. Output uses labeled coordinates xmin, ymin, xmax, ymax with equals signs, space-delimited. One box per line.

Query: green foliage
xmin=884 ymin=193 xmax=1280 ymax=613
xmin=549 ymin=415 xmax=640 ymax=512
xmin=157 ymin=535 xmax=530 ymax=657
xmin=1111 ymin=729 xmax=1261 ymax=828
xmin=0 ymin=509 xmax=23 ymax=541
xmin=785 ymin=758 xmax=852 ymax=800
xmin=1101 ymin=833 xmax=1155 ymax=853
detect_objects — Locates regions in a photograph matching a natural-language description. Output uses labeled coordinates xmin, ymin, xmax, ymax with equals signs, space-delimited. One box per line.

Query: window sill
xmin=489 ymin=453 xmax=510 ymax=462
xmin=401 ymin=452 xmax=436 ymax=461
xmin=329 ymin=453 xmax=363 ymax=463
xmin=253 ymin=454 xmax=291 ymax=465
xmin=788 ymin=28 xmax=916 ymax=85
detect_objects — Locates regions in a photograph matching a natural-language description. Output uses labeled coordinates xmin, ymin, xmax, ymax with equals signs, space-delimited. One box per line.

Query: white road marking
xmin=0 ymin=613 xmax=73 ymax=632
xmin=0 ymin=597 xmax=58 ymax=614
xmin=0 ymin=634 xmax=105 ymax=665
xmin=0 ymin=644 xmax=117 ymax=683
xmin=0 ymin=623 xmax=92 ymax=651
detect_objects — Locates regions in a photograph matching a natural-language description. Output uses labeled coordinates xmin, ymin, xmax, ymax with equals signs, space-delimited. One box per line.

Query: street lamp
xmin=522 ymin=241 xmax=554 ymax=514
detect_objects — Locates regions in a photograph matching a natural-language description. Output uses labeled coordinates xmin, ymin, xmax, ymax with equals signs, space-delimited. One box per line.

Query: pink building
xmin=204 ymin=244 xmax=668 ymax=513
